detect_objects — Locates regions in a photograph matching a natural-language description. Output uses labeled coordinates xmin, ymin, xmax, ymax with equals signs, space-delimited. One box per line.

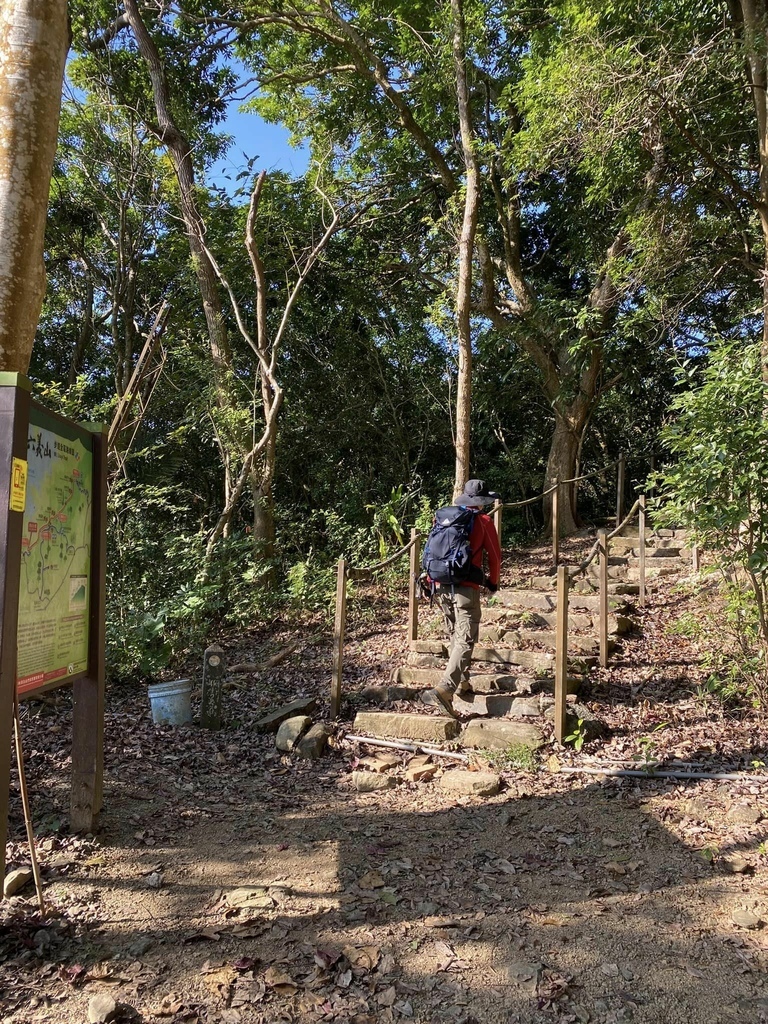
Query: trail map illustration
xmin=17 ymin=406 xmax=93 ymax=694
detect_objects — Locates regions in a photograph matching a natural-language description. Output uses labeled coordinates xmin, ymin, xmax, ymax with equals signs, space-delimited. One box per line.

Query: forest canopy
xmin=5 ymin=0 xmax=768 ymax=681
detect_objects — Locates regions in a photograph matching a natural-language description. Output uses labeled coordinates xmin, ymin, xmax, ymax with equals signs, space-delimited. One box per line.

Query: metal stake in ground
xmin=201 ymin=645 xmax=225 ymax=729
xmin=13 ymin=694 xmax=45 ymax=916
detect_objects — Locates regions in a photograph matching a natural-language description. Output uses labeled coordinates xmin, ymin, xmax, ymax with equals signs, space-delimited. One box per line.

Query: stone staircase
xmin=353 ymin=525 xmax=693 ymax=754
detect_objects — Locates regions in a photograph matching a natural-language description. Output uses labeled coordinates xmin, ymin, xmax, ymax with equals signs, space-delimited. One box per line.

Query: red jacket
xmin=466 ymin=512 xmax=501 ymax=590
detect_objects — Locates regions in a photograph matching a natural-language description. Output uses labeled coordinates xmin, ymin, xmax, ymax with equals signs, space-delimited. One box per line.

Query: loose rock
xmin=732 ymin=909 xmax=762 ymax=929
xmin=500 ymin=961 xmax=542 ymax=994
xmin=440 ymin=770 xmax=501 ymax=796
xmin=727 ymin=803 xmax=762 ymax=825
xmin=3 ymin=868 xmax=32 ymax=899
xmin=295 ymin=722 xmax=330 ymax=759
xmin=88 ymin=993 xmax=118 ymax=1023
xmin=275 ymin=715 xmax=311 ymax=752
xmin=352 ymin=771 xmax=397 ymax=792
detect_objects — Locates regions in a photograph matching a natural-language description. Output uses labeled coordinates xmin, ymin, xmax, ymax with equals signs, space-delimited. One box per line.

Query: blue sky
xmin=209 ymin=105 xmax=310 ymax=189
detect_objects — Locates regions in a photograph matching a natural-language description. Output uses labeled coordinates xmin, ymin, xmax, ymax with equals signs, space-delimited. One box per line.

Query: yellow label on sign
xmin=10 ymin=457 xmax=27 ymax=512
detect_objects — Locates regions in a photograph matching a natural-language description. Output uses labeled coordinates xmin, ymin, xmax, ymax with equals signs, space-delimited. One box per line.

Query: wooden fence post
xmin=493 ymin=500 xmax=503 ymax=548
xmin=554 ymin=564 xmax=569 ymax=744
xmin=408 ymin=529 xmax=420 ymax=643
xmin=615 ymin=453 xmax=625 ymax=529
xmin=552 ymin=477 xmax=559 ymax=566
xmin=598 ymin=528 xmax=609 ymax=669
xmin=691 ymin=506 xmax=700 ymax=572
xmin=330 ymin=557 xmax=347 ymax=720
xmin=639 ymin=494 xmax=646 ymax=609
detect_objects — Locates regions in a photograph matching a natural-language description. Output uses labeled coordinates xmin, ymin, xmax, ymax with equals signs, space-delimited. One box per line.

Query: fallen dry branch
xmin=343 ymin=733 xmax=470 ymax=763
xmin=228 ymin=640 xmax=303 ymax=675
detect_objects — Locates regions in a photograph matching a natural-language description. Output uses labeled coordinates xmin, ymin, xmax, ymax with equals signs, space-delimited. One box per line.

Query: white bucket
xmin=148 ymin=679 xmax=192 ymax=726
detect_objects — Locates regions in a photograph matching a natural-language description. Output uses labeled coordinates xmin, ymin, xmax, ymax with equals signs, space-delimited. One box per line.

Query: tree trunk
xmin=451 ymin=0 xmax=481 ymax=498
xmin=123 ymin=0 xmax=236 ymax=505
xmin=544 ymin=413 xmax=583 ymax=536
xmin=250 ymin=470 xmax=275 ymax=558
xmin=0 ymin=0 xmax=68 ymax=372
xmin=730 ymin=1 xmax=768 ymax=386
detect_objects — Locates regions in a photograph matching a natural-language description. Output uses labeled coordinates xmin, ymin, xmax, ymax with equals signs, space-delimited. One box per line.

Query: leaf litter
xmin=3 ymin=552 xmax=768 ymax=1022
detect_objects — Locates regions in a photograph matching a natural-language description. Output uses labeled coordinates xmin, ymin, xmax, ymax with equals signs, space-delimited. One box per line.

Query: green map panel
xmin=17 ymin=405 xmax=93 ymax=694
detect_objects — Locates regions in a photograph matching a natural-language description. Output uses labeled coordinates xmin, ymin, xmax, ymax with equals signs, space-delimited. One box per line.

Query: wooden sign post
xmin=0 ymin=376 xmax=106 ymax=885
xmin=0 ymin=378 xmax=32 ymax=885
xmin=201 ymin=644 xmax=225 ymax=729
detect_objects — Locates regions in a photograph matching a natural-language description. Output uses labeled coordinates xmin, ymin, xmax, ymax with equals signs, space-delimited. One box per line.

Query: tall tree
xmin=219 ymin=0 xmax=677 ymax=532
xmin=0 ymin=0 xmax=68 ymax=371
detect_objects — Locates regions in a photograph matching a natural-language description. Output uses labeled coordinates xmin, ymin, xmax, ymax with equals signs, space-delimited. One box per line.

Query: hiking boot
xmin=430 ymin=683 xmax=458 ymax=719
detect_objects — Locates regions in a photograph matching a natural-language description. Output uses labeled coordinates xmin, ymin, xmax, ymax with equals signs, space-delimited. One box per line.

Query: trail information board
xmin=16 ymin=404 xmax=94 ymax=695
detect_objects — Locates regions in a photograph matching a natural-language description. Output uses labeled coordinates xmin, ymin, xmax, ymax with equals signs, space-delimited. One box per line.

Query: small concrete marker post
xmin=691 ymin=507 xmax=700 ymax=572
xmin=598 ymin=529 xmax=609 ymax=669
xmin=639 ymin=493 xmax=647 ymax=609
xmin=330 ymin=557 xmax=347 ymax=720
xmin=615 ymin=453 xmax=626 ymax=528
xmin=554 ymin=564 xmax=569 ymax=745
xmin=552 ymin=477 xmax=559 ymax=566
xmin=201 ymin=645 xmax=225 ymax=729
xmin=408 ymin=528 xmax=420 ymax=643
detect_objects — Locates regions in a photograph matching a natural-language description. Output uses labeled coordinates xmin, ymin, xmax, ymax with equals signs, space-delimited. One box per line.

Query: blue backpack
xmin=422 ymin=506 xmax=483 ymax=586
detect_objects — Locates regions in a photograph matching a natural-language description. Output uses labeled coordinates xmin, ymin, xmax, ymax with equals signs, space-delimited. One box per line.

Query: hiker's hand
xmin=484 ymin=577 xmax=498 ymax=593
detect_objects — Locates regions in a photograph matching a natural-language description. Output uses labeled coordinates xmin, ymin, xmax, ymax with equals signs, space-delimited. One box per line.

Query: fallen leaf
xmin=358 ymin=870 xmax=385 ymax=890
xmin=264 ymin=967 xmax=298 ymax=995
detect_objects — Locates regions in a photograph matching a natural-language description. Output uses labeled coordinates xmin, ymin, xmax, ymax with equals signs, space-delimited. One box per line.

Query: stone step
xmin=491 ymin=609 xmax=631 ymax=635
xmin=625 ymin=564 xmax=681 ymax=582
xmin=392 ymin=666 xmax=520 ymax=692
xmin=618 ymin=527 xmax=688 ymax=540
xmin=353 ymin=711 xmax=460 ymax=742
xmin=586 ymin=557 xmax=684 ymax=580
xmin=516 ymin=629 xmax=614 ymax=656
xmin=461 ymin=718 xmax=545 ymax=752
xmin=454 ymin=692 xmax=544 ymax=716
xmin=608 ymin=582 xmax=640 ymax=595
xmin=497 ymin=589 xmax=627 ymax=614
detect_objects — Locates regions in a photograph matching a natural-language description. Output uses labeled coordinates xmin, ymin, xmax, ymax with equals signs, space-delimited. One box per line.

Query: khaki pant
xmin=438 ymin=585 xmax=481 ymax=692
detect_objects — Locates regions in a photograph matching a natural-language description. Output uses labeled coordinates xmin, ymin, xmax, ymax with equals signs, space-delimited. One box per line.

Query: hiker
xmin=423 ymin=480 xmax=501 ymax=718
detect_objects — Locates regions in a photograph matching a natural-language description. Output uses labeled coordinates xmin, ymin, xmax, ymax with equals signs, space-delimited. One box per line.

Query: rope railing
xmin=329 ymin=450 xmax=661 ymax=719
xmin=572 ymin=497 xmax=642 ymax=578
xmin=347 ymin=533 xmax=421 ymax=581
xmin=497 ymin=459 xmax=620 ymax=511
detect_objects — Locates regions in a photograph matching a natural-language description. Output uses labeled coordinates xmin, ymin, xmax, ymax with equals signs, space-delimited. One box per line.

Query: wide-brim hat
xmin=456 ymin=479 xmax=500 ymax=507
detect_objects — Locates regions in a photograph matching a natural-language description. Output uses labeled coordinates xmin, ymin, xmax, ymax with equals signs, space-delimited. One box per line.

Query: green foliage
xmin=656 ymin=339 xmax=768 ymax=706
xmin=477 ymin=743 xmax=537 ymax=772
xmin=286 ymin=555 xmax=337 ymax=613
xmin=664 ymin=611 xmax=702 ymax=640
xmin=564 ymin=718 xmax=587 ymax=752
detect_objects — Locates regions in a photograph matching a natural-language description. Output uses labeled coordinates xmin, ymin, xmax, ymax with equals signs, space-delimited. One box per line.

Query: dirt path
xmin=3 ymin=550 xmax=768 ymax=1024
